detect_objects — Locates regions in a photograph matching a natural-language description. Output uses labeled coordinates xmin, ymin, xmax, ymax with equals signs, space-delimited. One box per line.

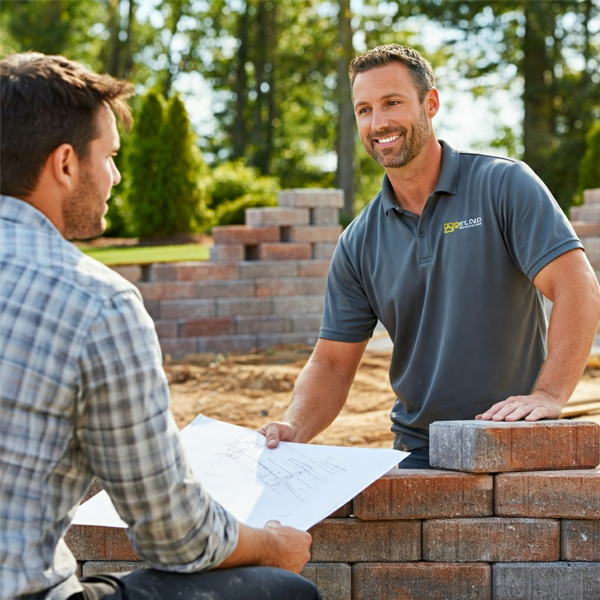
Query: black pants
xmin=397 ymin=446 xmax=434 ymax=469
xmin=69 ymin=567 xmax=322 ymax=600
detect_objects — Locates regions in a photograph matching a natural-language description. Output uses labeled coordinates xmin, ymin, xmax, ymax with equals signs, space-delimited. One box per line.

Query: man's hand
xmin=476 ymin=390 xmax=565 ymax=422
xmin=258 ymin=421 xmax=298 ymax=448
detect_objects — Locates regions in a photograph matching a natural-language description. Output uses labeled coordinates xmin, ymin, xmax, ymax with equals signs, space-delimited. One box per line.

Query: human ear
xmin=49 ymin=143 xmax=79 ymax=192
xmin=425 ymin=88 xmax=440 ymax=118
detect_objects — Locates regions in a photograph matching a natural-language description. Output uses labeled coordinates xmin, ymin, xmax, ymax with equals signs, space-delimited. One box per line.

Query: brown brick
xmin=290 ymin=315 xmax=323 ymax=333
xmin=159 ymin=338 xmax=197 ymax=358
xmin=429 ymin=420 xmax=600 ymax=472
xmin=234 ymin=315 xmax=290 ymax=335
xmin=584 ymin=188 xmax=600 ymax=205
xmin=209 ymin=244 xmax=245 ymax=262
xmin=309 ymin=518 xmax=420 ymax=562
xmin=327 ymin=501 xmax=353 ymax=518
xmin=300 ymin=563 xmax=351 ymax=600
xmin=136 ymin=281 xmax=196 ymax=302
xmin=423 ymin=517 xmax=560 ymax=562
xmin=298 ymin=259 xmax=331 ymax=277
xmin=197 ymin=335 xmax=258 ymax=354
xmin=278 ymin=189 xmax=344 ymax=209
xmin=495 ymin=470 xmax=600 ymax=518
xmin=257 ymin=243 xmax=312 ymax=261
xmin=352 ymin=563 xmax=491 ymax=600
xmin=65 ymin=526 xmax=139 ymax=561
xmin=180 ymin=318 xmax=234 ymax=337
xmin=154 ymin=320 xmax=178 ymax=338
xmin=216 ymin=297 xmax=272 ymax=317
xmin=312 ymin=242 xmax=337 ymax=260
xmin=238 ymin=260 xmax=300 ymax=279
xmin=354 ymin=469 xmax=493 ymax=520
xmin=561 ymin=519 xmax=600 ymax=561
xmin=246 ymin=207 xmax=310 ymax=227
xmin=81 ymin=561 xmax=148 ymax=575
xmin=287 ymin=225 xmax=342 ymax=243
xmin=213 ymin=225 xmax=280 ymax=244
xmin=175 ymin=262 xmax=238 ymax=281
xmin=311 ymin=208 xmax=339 ymax=225
xmin=571 ymin=221 xmax=600 ymax=238
xmin=255 ymin=277 xmax=327 ymax=297
xmin=272 ymin=295 xmax=324 ymax=315
xmin=159 ymin=299 xmax=215 ymax=320
xmin=110 ymin=265 xmax=142 ymax=283
xmin=82 ymin=479 xmax=103 ymax=503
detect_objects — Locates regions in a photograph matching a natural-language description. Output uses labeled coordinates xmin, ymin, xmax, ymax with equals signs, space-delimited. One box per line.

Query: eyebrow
xmin=354 ymin=92 xmax=407 ymax=109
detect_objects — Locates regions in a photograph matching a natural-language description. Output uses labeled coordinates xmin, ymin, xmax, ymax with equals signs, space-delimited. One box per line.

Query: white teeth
xmin=377 ymin=135 xmax=399 ymax=144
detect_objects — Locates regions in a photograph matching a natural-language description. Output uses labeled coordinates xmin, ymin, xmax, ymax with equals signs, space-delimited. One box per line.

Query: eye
xmin=357 ymin=107 xmax=371 ymax=115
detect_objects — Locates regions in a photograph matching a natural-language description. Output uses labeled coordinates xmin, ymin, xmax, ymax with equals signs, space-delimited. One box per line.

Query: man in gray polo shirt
xmin=260 ymin=44 xmax=600 ymax=469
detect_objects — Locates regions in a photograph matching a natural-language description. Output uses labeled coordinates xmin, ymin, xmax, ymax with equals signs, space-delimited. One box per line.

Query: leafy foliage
xmin=579 ymin=122 xmax=600 ymax=194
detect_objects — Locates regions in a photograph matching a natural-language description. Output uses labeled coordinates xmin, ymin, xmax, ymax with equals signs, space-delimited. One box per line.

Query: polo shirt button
xmin=418 ymin=231 xmax=425 ymax=237
xmin=402 ymin=444 xmax=408 ymax=451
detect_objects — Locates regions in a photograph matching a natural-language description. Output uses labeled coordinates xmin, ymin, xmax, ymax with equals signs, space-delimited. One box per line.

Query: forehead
xmin=353 ymin=63 xmax=419 ymax=104
xmin=92 ymin=103 xmax=119 ymax=147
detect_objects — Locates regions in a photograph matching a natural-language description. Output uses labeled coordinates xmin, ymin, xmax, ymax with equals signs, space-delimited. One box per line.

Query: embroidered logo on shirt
xmin=444 ymin=217 xmax=483 ymax=233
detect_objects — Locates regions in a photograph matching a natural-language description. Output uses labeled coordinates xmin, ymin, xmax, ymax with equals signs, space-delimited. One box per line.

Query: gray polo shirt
xmin=320 ymin=141 xmax=583 ymax=450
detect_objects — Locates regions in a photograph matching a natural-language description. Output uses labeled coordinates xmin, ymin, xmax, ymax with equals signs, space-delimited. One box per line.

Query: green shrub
xmin=214 ymin=193 xmax=277 ymax=226
xmin=579 ymin=122 xmax=600 ymax=194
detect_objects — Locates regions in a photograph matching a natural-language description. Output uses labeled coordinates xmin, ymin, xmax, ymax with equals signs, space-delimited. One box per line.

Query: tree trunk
xmin=336 ymin=0 xmax=354 ymax=223
xmin=231 ymin=1 xmax=251 ymax=159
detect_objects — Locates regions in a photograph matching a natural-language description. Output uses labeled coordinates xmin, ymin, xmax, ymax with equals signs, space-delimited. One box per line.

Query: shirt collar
xmin=381 ymin=139 xmax=460 ymax=215
xmin=0 ymin=195 xmax=62 ymax=236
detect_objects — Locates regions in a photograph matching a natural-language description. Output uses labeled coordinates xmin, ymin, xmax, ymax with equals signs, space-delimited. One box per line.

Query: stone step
xmin=570 ymin=205 xmax=600 ymax=222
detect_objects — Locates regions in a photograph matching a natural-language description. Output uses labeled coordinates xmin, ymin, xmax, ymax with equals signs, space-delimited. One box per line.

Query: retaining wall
xmin=66 ymin=420 xmax=600 ymax=600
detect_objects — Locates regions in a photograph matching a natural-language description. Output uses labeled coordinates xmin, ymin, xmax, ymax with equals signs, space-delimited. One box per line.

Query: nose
xmin=370 ymin=107 xmax=390 ymax=133
xmin=111 ymin=158 xmax=121 ymax=186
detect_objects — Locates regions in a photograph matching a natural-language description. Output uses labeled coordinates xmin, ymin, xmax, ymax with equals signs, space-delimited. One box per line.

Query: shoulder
xmin=339 ymin=192 xmax=383 ymax=249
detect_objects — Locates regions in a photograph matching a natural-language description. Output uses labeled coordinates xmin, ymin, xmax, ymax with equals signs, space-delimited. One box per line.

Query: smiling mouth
xmin=374 ymin=134 xmax=401 ymax=145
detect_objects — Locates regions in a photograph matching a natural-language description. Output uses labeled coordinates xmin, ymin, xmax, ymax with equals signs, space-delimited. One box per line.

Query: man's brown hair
xmin=0 ymin=52 xmax=134 ymax=197
xmin=349 ymin=44 xmax=435 ymax=102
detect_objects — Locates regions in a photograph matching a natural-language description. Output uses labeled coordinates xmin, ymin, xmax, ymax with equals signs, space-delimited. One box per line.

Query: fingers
xmin=257 ymin=422 xmax=296 ymax=448
xmin=476 ymin=395 xmax=561 ymax=422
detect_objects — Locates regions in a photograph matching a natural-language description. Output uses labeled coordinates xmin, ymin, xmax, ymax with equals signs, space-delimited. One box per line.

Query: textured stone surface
xmin=423 ymin=517 xmax=560 ymax=562
xmin=136 ymin=281 xmax=196 ymax=301
xmin=492 ymin=562 xmax=600 ymax=600
xmin=175 ymin=262 xmax=238 ymax=281
xmin=495 ymin=470 xmax=600 ymax=518
xmin=327 ymin=502 xmax=353 ymax=518
xmin=561 ymin=519 xmax=600 ymax=561
xmin=255 ymin=277 xmax=327 ymax=297
xmin=429 ymin=420 xmax=600 ymax=472
xmin=215 ymin=297 xmax=272 ymax=317
xmin=246 ymin=207 xmax=310 ymax=226
xmin=286 ymin=225 xmax=342 ymax=243
xmin=257 ymin=242 xmax=312 ymax=261
xmin=584 ymin=188 xmax=600 ymax=204
xmin=570 ymin=205 xmax=600 ymax=222
xmin=290 ymin=315 xmax=323 ymax=333
xmin=278 ymin=189 xmax=344 ymax=209
xmin=159 ymin=299 xmax=215 ymax=320
xmin=179 ymin=318 xmax=234 ymax=337
xmin=297 ymin=259 xmax=331 ymax=278
xmin=309 ymin=518 xmax=421 ymax=562
xmin=311 ymin=208 xmax=339 ymax=225
xmin=352 ymin=563 xmax=492 ymax=600
xmin=209 ymin=244 xmax=245 ymax=262
xmin=272 ymin=295 xmax=324 ymax=315
xmin=354 ymin=469 xmax=493 ymax=520
xmin=65 ymin=526 xmax=138 ymax=561
xmin=312 ymin=242 xmax=337 ymax=260
xmin=300 ymin=563 xmax=351 ymax=600
xmin=571 ymin=221 xmax=600 ymax=238
xmin=212 ymin=225 xmax=280 ymax=245
xmin=110 ymin=265 xmax=142 ymax=283
xmin=197 ymin=334 xmax=258 ymax=354
xmin=237 ymin=260 xmax=301 ymax=279
xmin=234 ymin=315 xmax=290 ymax=335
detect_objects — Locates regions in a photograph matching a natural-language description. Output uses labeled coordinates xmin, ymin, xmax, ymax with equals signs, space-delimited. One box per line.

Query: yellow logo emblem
xmin=444 ymin=222 xmax=460 ymax=233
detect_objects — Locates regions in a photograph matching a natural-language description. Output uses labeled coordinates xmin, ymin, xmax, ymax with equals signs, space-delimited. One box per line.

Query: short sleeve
xmin=498 ymin=161 xmax=583 ymax=280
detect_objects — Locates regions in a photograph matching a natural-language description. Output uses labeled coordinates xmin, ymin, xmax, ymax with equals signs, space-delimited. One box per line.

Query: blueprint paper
xmin=72 ymin=414 xmax=408 ymax=531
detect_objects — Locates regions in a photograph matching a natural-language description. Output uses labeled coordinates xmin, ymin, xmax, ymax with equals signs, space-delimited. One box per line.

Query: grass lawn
xmin=81 ymin=244 xmax=210 ymax=266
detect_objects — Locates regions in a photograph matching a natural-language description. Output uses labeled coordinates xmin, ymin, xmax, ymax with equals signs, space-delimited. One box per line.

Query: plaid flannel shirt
xmin=0 ymin=196 xmax=238 ymax=600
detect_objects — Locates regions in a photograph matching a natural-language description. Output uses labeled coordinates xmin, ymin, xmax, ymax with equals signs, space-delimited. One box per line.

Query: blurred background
xmin=2 ymin=0 xmax=599 ymax=241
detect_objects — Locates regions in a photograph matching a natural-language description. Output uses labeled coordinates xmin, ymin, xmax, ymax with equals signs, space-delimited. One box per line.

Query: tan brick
xmin=429 ymin=420 xmax=600 ymax=472
xmin=352 ymin=562 xmax=491 ymax=600
xmin=311 ymin=208 xmax=339 ymax=225
xmin=216 ymin=297 xmax=272 ymax=317
xmin=309 ymin=518 xmax=420 ymax=562
xmin=159 ymin=338 xmax=197 ymax=358
xmin=110 ymin=265 xmax=142 ymax=283
xmin=272 ymin=295 xmax=324 ymax=315
xmin=81 ymin=561 xmax=148 ymax=575
xmin=584 ymin=188 xmax=600 ymax=205
xmin=246 ymin=207 xmax=309 ymax=227
xmin=257 ymin=243 xmax=312 ymax=261
xmin=290 ymin=315 xmax=323 ymax=333
xmin=234 ymin=315 xmax=290 ymax=335
xmin=238 ymin=260 xmax=300 ymax=279
xmin=209 ymin=244 xmax=245 ymax=262
xmin=300 ymin=563 xmax=351 ymax=600
xmin=160 ymin=299 xmax=215 ymax=320
xmin=197 ymin=335 xmax=258 ymax=354
xmin=495 ymin=470 xmax=600 ymax=518
xmin=136 ymin=281 xmax=196 ymax=301
xmin=278 ymin=189 xmax=344 ymax=209
xmin=255 ymin=278 xmax=327 ymax=297
xmin=194 ymin=280 xmax=255 ymax=299
xmin=571 ymin=205 xmax=600 ymax=222
xmin=287 ymin=225 xmax=342 ymax=243
xmin=561 ymin=519 xmax=600 ymax=561
xmin=213 ymin=225 xmax=280 ymax=244
xmin=312 ymin=242 xmax=337 ymax=260
xmin=65 ymin=526 xmax=139 ymax=561
xmin=154 ymin=320 xmax=178 ymax=338
xmin=175 ymin=262 xmax=238 ymax=281
xmin=354 ymin=469 xmax=493 ymax=520
xmin=180 ymin=318 xmax=234 ymax=337
xmin=571 ymin=221 xmax=600 ymax=238
xmin=423 ymin=517 xmax=560 ymax=562
xmin=298 ymin=259 xmax=331 ymax=278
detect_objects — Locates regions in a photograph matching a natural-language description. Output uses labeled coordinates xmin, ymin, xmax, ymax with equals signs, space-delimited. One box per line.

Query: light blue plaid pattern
xmin=0 ymin=196 xmax=238 ymax=600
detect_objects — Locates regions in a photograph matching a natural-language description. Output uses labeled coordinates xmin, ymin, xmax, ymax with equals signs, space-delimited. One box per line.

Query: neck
xmin=385 ymin=138 xmax=443 ymax=217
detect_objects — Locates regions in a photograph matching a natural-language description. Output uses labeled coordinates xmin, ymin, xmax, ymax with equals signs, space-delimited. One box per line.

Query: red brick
xmin=257 ymin=243 xmax=312 ymax=261
xmin=423 ymin=517 xmax=560 ymax=562
xmin=354 ymin=469 xmax=493 ymax=520
xmin=209 ymin=244 xmax=245 ymax=262
xmin=495 ymin=470 xmax=600 ymax=518
xmin=308 ymin=518 xmax=420 ymax=562
xmin=312 ymin=242 xmax=337 ymax=260
xmin=154 ymin=320 xmax=178 ymax=338
xmin=287 ymin=225 xmax=342 ymax=243
xmin=175 ymin=262 xmax=238 ymax=281
xmin=429 ymin=420 xmax=600 ymax=472
xmin=216 ymin=297 xmax=272 ymax=317
xmin=213 ymin=225 xmax=281 ymax=244
xmin=311 ymin=208 xmax=339 ymax=225
xmin=278 ymin=189 xmax=344 ymax=209
xmin=246 ymin=207 xmax=310 ymax=227
xmin=300 ymin=563 xmax=350 ymax=600
xmin=255 ymin=278 xmax=327 ymax=297
xmin=136 ymin=282 xmax=196 ymax=301
xmin=352 ymin=563 xmax=491 ymax=600
xmin=584 ymin=188 xmax=600 ymax=205
xmin=298 ymin=259 xmax=331 ymax=277
xmin=561 ymin=519 xmax=600 ymax=561
xmin=234 ymin=315 xmax=290 ymax=335
xmin=180 ymin=318 xmax=234 ymax=337
xmin=571 ymin=221 xmax=600 ymax=238
xmin=65 ymin=525 xmax=139 ymax=561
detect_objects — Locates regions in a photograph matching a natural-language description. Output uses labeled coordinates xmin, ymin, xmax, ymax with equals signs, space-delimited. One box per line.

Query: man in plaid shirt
xmin=0 ymin=52 xmax=320 ymax=600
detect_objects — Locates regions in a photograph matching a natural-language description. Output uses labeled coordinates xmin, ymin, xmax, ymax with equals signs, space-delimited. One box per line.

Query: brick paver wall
xmin=66 ymin=420 xmax=600 ymax=600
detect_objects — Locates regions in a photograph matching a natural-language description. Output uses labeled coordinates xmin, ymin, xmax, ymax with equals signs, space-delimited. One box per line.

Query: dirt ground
xmin=166 ymin=346 xmax=600 ymax=448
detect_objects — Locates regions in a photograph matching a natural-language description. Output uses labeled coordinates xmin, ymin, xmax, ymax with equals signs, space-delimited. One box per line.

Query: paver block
xmin=65 ymin=526 xmax=139 ymax=561
xmin=290 ymin=315 xmax=323 ymax=333
xmin=272 ymin=295 xmax=325 ymax=315
xmin=571 ymin=221 xmax=600 ymax=238
xmin=278 ymin=189 xmax=344 ymax=209
xmin=110 ymin=265 xmax=142 ymax=283
xmin=175 ymin=262 xmax=238 ymax=281
xmin=561 ymin=519 xmax=600 ymax=561
xmin=209 ymin=244 xmax=245 ymax=262
xmin=179 ymin=318 xmax=234 ymax=337
xmin=81 ymin=561 xmax=148 ymax=576
xmin=255 ymin=277 xmax=327 ymax=297
xmin=197 ymin=335 xmax=258 ymax=354
xmin=311 ymin=208 xmax=339 ymax=225
xmin=312 ymin=242 xmax=337 ymax=260
xmin=327 ymin=502 xmax=353 ymax=518
xmin=586 ymin=253 xmax=600 ymax=270
xmin=495 ymin=470 xmax=600 ymax=518
xmin=492 ymin=562 xmax=600 ymax=600
xmin=354 ymin=469 xmax=493 ymax=520
xmin=352 ymin=563 xmax=492 ymax=600
xmin=136 ymin=281 xmax=196 ymax=301
xmin=257 ymin=332 xmax=318 ymax=347
xmin=159 ymin=338 xmax=197 ymax=358
xmin=286 ymin=225 xmax=342 ymax=243
xmin=246 ymin=207 xmax=310 ymax=227
xmin=238 ymin=260 xmax=300 ymax=279
xmin=213 ymin=225 xmax=280 ymax=245
xmin=160 ymin=299 xmax=215 ymax=320
xmin=234 ymin=315 xmax=290 ymax=335
xmin=429 ymin=420 xmax=600 ymax=472
xmin=216 ymin=297 xmax=272 ymax=317
xmin=582 ymin=238 xmax=600 ymax=253
xmin=194 ymin=280 xmax=256 ymax=299
xmin=571 ymin=205 xmax=600 ymax=222
xmin=257 ymin=243 xmax=312 ymax=261
xmin=298 ymin=259 xmax=331 ymax=278
xmin=584 ymin=188 xmax=600 ymax=205
xmin=148 ymin=263 xmax=177 ymax=281
xmin=154 ymin=320 xmax=178 ymax=338
xmin=309 ymin=518 xmax=420 ymax=562
xmin=423 ymin=517 xmax=560 ymax=562
xmin=300 ymin=563 xmax=351 ymax=600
